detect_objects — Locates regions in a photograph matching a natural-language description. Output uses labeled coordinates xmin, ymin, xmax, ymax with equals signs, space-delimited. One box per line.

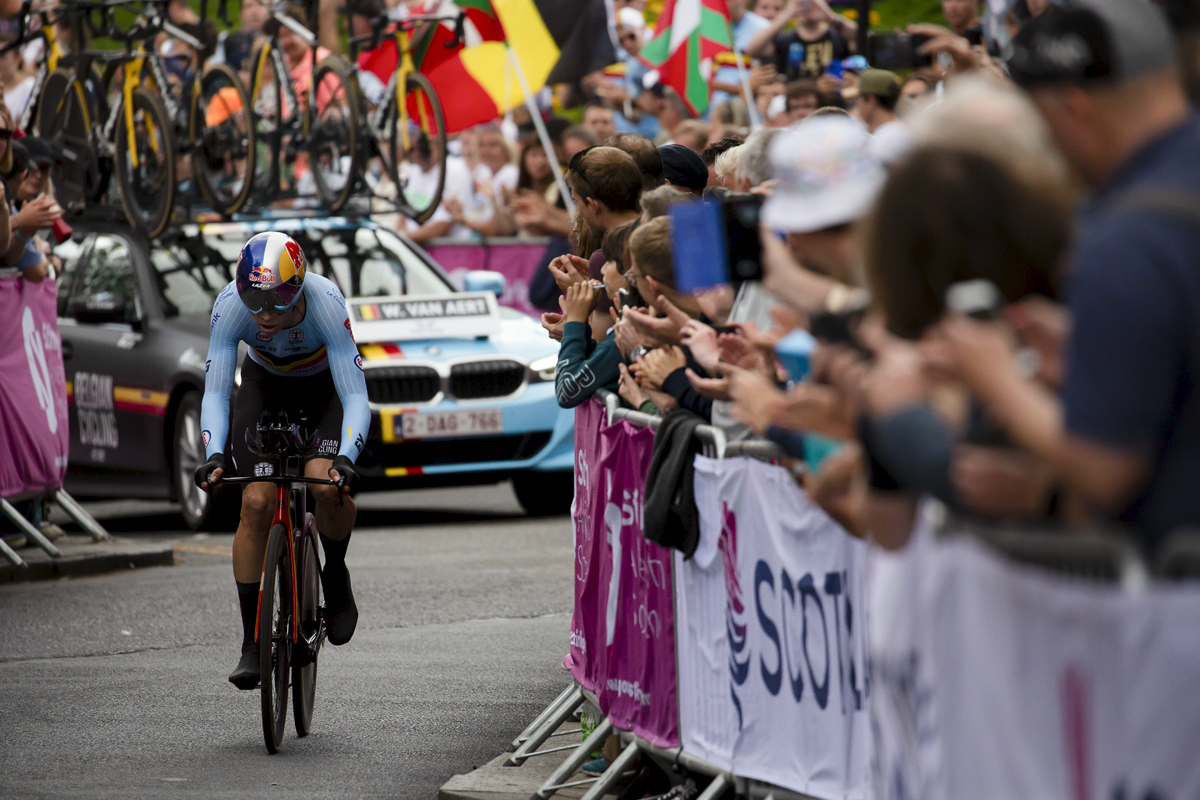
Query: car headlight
xmin=528 ymin=354 xmax=558 ymax=382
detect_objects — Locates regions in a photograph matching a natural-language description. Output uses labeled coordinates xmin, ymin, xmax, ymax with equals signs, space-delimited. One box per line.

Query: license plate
xmin=398 ymin=409 xmax=503 ymax=439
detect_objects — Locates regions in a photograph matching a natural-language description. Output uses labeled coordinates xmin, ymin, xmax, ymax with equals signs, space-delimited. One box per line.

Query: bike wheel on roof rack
xmin=192 ymin=63 xmax=256 ymax=217
xmin=304 ymin=55 xmax=360 ymax=212
xmin=115 ymin=87 xmax=176 ymax=238
xmin=388 ymin=71 xmax=446 ymax=226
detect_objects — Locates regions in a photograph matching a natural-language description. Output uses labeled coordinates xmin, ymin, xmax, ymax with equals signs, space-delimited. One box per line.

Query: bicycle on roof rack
xmin=220 ymin=411 xmax=343 ymax=754
xmin=38 ymin=0 xmax=254 ymax=236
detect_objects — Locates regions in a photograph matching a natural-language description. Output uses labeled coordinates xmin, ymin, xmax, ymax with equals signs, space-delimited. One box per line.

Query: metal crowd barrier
xmin=507 ymin=391 xmax=802 ymax=800
xmin=0 ymin=489 xmax=112 ymax=568
xmin=508 ymin=391 xmax=1200 ymax=800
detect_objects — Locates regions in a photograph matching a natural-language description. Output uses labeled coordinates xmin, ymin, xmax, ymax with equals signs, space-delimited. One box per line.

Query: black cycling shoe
xmin=322 ymin=564 xmax=358 ymax=646
xmin=229 ymin=644 xmax=260 ymax=690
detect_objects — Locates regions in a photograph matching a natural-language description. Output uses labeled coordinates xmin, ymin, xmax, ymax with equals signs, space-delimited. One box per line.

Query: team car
xmin=52 ymin=216 xmax=573 ymax=529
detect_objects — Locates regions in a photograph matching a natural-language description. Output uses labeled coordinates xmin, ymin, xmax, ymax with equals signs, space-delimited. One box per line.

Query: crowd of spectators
xmin=543 ymin=0 xmax=1200 ymax=565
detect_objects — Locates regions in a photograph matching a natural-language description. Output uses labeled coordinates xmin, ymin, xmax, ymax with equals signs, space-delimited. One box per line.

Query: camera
xmin=669 ymin=194 xmax=764 ymax=293
xmin=866 ymin=32 xmax=934 ymax=71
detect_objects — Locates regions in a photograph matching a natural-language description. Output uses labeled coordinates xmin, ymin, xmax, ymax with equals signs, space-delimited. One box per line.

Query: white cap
xmin=761 ymin=116 xmax=886 ymax=234
xmin=618 ymin=7 xmax=646 ymax=30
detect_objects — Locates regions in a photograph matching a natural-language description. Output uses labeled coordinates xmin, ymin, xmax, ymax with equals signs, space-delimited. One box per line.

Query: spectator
xmin=562 ymin=125 xmax=598 ymax=159
xmin=445 ymin=123 xmax=518 ymax=237
xmin=609 ymin=10 xmax=659 ymax=140
xmin=753 ymin=0 xmax=786 ymax=22
xmin=553 ymin=217 xmax=644 ymax=408
xmin=852 ymin=147 xmax=1070 ymax=545
xmin=899 ymin=76 xmax=933 ymax=117
xmin=942 ymin=0 xmax=988 ymax=46
xmin=670 ymin=119 xmax=709 ymax=153
xmin=784 ymin=79 xmax=820 ymax=124
xmin=209 ymin=0 xmax=268 ymax=70
xmin=3 ymin=139 xmax=59 ymax=283
xmin=658 ymin=143 xmax=708 ymax=196
xmin=397 ymin=132 xmax=475 ymax=244
xmin=647 ymin=86 xmax=694 ymax=145
xmin=755 ymin=76 xmax=787 ymax=127
xmin=602 ymin=132 xmax=666 ymax=191
xmin=733 ymin=127 xmax=781 ymax=191
xmin=713 ymin=144 xmax=744 ymax=189
xmin=939 ymin=0 xmax=1200 ymax=546
xmin=749 ymin=0 xmax=857 ymax=81
xmin=583 ymin=103 xmax=617 ymax=142
xmin=856 ymin=69 xmax=913 ymax=164
xmin=709 ymin=0 xmax=772 ymax=107
xmin=272 ymin=3 xmax=332 ymax=112
xmin=701 ymin=135 xmax=745 ymax=188
xmin=638 ymin=184 xmax=693 ymax=221
xmin=0 ymin=46 xmax=33 ymax=123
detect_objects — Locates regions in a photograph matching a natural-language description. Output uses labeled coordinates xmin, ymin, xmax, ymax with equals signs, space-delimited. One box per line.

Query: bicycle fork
xmin=254 ymin=483 xmax=301 ymax=645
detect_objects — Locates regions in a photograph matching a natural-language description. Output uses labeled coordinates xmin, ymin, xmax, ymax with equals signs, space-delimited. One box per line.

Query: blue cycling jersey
xmin=200 ymin=273 xmax=371 ymax=462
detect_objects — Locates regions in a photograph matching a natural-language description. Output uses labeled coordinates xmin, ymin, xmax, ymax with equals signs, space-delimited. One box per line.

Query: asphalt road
xmin=0 ymin=484 xmax=575 ymax=800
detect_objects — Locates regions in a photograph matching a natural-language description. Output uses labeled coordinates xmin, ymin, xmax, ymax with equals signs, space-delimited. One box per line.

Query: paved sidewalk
xmin=0 ymin=533 xmax=178 ymax=583
xmin=440 ymin=715 xmax=596 ymax=800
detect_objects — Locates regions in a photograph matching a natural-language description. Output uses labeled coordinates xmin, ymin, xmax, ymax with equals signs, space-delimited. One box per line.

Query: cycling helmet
xmin=235 ymin=232 xmax=308 ymax=313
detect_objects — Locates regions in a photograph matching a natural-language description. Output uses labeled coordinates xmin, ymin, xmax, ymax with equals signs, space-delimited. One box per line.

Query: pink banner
xmin=565 ymin=398 xmax=608 ymax=694
xmin=427 ymin=240 xmax=547 ymax=318
xmin=0 ymin=277 xmax=69 ymax=498
xmin=597 ymin=420 xmax=678 ymax=748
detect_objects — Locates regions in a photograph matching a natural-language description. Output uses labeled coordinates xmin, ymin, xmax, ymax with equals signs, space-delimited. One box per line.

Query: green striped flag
xmin=638 ymin=0 xmax=733 ymax=116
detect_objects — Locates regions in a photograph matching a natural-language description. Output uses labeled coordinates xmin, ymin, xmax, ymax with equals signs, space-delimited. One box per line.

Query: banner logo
xmin=22 ymin=306 xmax=57 ymax=434
xmin=721 ymin=502 xmax=750 ymax=728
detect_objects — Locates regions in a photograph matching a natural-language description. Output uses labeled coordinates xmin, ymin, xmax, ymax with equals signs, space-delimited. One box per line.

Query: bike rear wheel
xmin=259 ymin=522 xmax=292 ymax=754
xmin=292 ymin=512 xmax=322 ymax=736
xmin=389 ymin=71 xmax=447 ymax=225
xmin=248 ymin=44 xmax=284 ymax=201
xmin=39 ymin=71 xmax=106 ymax=212
xmin=304 ymin=55 xmax=359 ymax=212
xmin=191 ymin=63 xmax=255 ymax=217
xmin=115 ymin=87 xmax=176 ymax=238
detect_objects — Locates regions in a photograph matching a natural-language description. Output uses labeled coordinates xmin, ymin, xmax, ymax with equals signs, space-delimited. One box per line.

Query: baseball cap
xmin=761 ymin=116 xmax=885 ymax=233
xmin=1008 ymin=0 xmax=1175 ymax=87
xmin=21 ymin=137 xmax=54 ymax=168
xmin=858 ymin=68 xmax=902 ymax=100
xmin=658 ymin=143 xmax=708 ymax=192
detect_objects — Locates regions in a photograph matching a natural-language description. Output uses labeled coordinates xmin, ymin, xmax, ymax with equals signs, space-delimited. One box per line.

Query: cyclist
xmin=194 ymin=231 xmax=370 ymax=690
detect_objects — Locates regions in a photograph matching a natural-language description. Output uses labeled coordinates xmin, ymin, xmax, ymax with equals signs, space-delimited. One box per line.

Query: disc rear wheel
xmin=292 ymin=513 xmax=322 ymax=736
xmin=259 ymin=523 xmax=292 ymax=754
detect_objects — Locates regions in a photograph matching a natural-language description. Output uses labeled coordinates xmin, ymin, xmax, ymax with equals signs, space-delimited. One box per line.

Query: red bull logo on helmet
xmin=249 ymin=264 xmax=274 ymax=287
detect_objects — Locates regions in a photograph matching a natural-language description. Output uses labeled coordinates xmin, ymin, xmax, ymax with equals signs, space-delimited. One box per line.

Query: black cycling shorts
xmin=228 ymin=359 xmax=344 ymax=479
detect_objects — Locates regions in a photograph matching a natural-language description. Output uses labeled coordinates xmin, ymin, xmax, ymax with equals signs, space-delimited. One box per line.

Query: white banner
xmin=870 ymin=513 xmax=1200 ymax=800
xmin=676 ymin=456 xmax=871 ymax=800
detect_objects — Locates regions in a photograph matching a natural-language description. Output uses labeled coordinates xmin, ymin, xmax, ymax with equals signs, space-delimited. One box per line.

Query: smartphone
xmin=866 ymin=32 xmax=933 ymax=70
xmin=945 ymin=279 xmax=1005 ymax=321
xmin=670 ymin=195 xmax=764 ymax=294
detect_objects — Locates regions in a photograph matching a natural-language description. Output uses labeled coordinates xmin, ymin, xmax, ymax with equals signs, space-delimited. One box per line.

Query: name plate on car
xmin=348 ymin=292 xmax=501 ymax=342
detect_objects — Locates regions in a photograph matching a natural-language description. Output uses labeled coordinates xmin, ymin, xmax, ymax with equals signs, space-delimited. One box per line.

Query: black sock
xmin=320 ymin=532 xmax=351 ymax=572
xmin=236 ymin=581 xmax=259 ymax=652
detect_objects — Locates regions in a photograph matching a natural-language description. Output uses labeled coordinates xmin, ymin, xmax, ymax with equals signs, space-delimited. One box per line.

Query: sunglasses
xmin=0 ymin=129 xmax=13 ymax=140
xmin=620 ymin=32 xmax=639 ymax=42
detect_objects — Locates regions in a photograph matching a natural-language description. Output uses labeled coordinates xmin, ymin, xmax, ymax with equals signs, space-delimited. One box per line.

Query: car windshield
xmin=305 ymin=227 xmax=453 ymax=298
xmin=149 ymin=226 xmax=452 ymax=316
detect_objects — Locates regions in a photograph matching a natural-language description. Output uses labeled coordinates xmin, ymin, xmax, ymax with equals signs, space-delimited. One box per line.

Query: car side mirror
xmin=68 ymin=292 xmax=134 ymax=326
xmin=463 ymin=270 xmax=506 ymax=298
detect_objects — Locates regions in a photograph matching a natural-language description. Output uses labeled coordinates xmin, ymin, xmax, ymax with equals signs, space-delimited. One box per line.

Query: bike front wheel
xmin=115 ymin=87 xmax=176 ymax=238
xmin=191 ymin=63 xmax=255 ymax=217
xmin=388 ymin=70 xmax=447 ymax=225
xmin=259 ymin=522 xmax=292 ymax=754
xmin=292 ymin=512 xmax=322 ymax=736
xmin=304 ymin=55 xmax=360 ymax=212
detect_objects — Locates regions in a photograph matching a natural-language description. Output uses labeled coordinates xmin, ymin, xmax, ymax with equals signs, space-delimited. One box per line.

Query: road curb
xmin=0 ymin=545 xmax=178 ymax=584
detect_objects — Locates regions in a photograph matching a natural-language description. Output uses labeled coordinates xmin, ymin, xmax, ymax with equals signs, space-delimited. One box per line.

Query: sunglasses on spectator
xmin=0 ymin=129 xmax=13 ymax=140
